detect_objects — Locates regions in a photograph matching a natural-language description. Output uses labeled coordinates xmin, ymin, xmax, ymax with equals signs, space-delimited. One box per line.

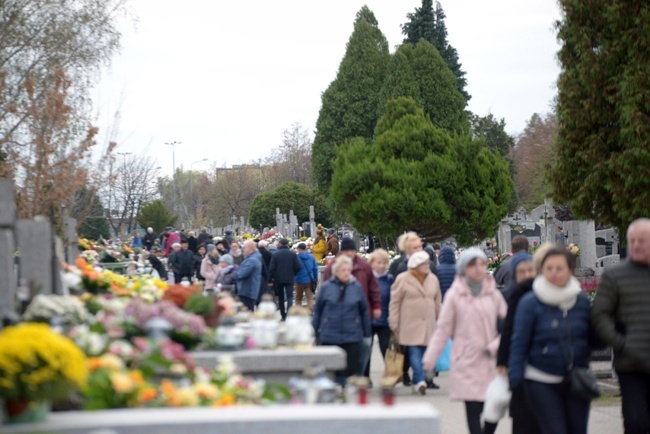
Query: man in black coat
xmin=143 ymin=227 xmax=158 ymax=251
xmin=268 ymin=238 xmax=301 ymax=320
xmin=170 ymin=240 xmax=195 ymax=283
xmin=197 ymin=227 xmax=213 ymax=246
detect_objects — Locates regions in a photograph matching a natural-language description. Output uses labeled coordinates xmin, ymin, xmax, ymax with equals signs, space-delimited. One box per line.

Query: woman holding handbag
xmin=422 ymin=248 xmax=507 ymax=434
xmin=389 ymin=251 xmax=442 ymax=395
xmin=508 ymin=248 xmax=595 ymax=434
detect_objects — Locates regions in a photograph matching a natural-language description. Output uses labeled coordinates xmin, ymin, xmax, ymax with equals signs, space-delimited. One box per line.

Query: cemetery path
xmin=367 ymin=340 xmax=623 ymax=434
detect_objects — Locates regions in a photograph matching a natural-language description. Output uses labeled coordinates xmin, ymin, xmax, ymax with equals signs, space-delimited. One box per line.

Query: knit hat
xmin=408 ymin=250 xmax=431 ymax=269
xmin=220 ymin=254 xmax=234 ymax=265
xmin=327 ymin=228 xmax=335 ymax=235
xmin=340 ymin=237 xmax=356 ymax=251
xmin=206 ymin=244 xmax=217 ymax=253
xmin=511 ymin=252 xmax=533 ymax=274
xmin=457 ymin=248 xmax=488 ymax=276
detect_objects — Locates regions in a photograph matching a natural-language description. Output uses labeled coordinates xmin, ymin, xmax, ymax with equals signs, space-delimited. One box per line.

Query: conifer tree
xmin=311 ymin=6 xmax=390 ymax=195
xmin=402 ymin=1 xmax=470 ymax=103
xmin=549 ymin=0 xmax=650 ymax=235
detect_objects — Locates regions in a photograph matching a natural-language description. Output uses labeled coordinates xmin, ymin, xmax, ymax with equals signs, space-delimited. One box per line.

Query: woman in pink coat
xmin=422 ymin=248 xmax=507 ymax=434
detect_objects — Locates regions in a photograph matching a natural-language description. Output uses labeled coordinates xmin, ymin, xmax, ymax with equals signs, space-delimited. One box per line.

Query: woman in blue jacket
xmin=312 ymin=256 xmax=371 ymax=386
xmin=509 ymin=248 xmax=593 ymax=434
xmin=364 ymin=249 xmax=394 ymax=378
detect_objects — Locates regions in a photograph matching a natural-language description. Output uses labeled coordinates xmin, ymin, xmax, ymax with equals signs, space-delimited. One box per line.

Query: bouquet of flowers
xmin=22 ymin=294 xmax=89 ymax=326
xmin=0 ymin=323 xmax=88 ymax=402
xmin=488 ymin=253 xmax=511 ymax=271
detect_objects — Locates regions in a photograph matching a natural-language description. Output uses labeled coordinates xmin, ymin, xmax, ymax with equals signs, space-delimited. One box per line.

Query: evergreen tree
xmin=312 ymin=6 xmax=390 ymax=195
xmin=402 ymin=1 xmax=470 ymax=103
xmin=331 ymin=97 xmax=512 ymax=244
xmin=549 ymin=0 xmax=650 ymax=236
xmin=73 ymin=188 xmax=110 ymax=240
xmin=137 ymin=200 xmax=177 ymax=235
xmin=378 ymin=40 xmax=469 ymax=134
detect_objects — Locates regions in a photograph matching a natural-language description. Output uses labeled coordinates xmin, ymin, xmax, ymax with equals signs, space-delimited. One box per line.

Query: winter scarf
xmin=372 ymin=270 xmax=388 ymax=279
xmin=533 ymin=275 xmax=582 ymax=315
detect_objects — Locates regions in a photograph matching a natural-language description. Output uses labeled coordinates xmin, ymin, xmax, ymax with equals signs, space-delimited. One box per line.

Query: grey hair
xmin=332 ymin=256 xmax=353 ymax=275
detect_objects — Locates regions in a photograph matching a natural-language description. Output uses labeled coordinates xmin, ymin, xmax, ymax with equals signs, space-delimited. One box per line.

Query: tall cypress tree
xmin=311 ymin=6 xmax=390 ymax=195
xmin=402 ymin=1 xmax=470 ymax=103
xmin=378 ymin=40 xmax=469 ymax=135
xmin=548 ymin=0 xmax=650 ymax=236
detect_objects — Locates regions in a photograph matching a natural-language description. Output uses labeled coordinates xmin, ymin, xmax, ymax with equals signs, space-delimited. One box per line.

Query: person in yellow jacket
xmin=312 ymin=228 xmax=328 ymax=262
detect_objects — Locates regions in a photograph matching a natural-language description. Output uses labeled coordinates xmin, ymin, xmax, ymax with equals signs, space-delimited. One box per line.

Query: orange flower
xmin=160 ymin=379 xmax=180 ymax=407
xmin=76 ymin=257 xmax=88 ymax=270
xmin=213 ymin=393 xmax=235 ymax=407
xmin=138 ymin=387 xmax=157 ymax=404
xmin=111 ymin=282 xmax=130 ymax=296
xmin=128 ymin=370 xmax=144 ymax=386
xmin=88 ymin=357 xmax=103 ymax=372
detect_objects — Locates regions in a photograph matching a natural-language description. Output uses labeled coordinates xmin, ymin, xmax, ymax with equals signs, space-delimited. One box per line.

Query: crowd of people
xmin=127 ymin=218 xmax=650 ymax=434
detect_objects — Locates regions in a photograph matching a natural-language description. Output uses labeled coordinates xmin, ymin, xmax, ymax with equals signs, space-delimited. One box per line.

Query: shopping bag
xmin=435 ymin=339 xmax=452 ymax=372
xmin=483 ymin=375 xmax=512 ymax=423
xmin=382 ymin=333 xmax=404 ymax=386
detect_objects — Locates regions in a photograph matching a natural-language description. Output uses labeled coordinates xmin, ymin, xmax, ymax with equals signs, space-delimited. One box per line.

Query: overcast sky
xmin=94 ymin=0 xmax=562 ymax=175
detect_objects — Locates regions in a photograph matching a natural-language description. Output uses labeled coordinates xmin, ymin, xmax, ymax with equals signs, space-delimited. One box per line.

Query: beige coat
xmin=389 ymin=271 xmax=442 ymax=346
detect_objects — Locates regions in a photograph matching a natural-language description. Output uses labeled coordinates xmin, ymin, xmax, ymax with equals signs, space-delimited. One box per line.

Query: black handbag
xmin=548 ymin=308 xmax=601 ymax=401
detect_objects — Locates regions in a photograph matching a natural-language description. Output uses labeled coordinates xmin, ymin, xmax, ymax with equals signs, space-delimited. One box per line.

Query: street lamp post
xmin=164 ymin=142 xmax=181 ymax=216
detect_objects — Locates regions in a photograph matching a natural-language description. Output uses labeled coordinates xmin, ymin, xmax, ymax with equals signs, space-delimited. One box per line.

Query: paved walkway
xmin=366 ymin=341 xmax=624 ymax=434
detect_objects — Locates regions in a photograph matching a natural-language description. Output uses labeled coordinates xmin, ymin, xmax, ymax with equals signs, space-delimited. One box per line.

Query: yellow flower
xmin=99 ymin=354 xmax=124 ymax=371
xmin=128 ymin=370 xmax=145 ymax=386
xmin=153 ymin=279 xmax=168 ymax=290
xmin=194 ymin=382 xmax=219 ymax=400
xmin=213 ymin=393 xmax=236 ymax=407
xmin=176 ymin=387 xmax=200 ymax=406
xmin=0 ymin=323 xmax=87 ymax=400
xmin=109 ymin=372 xmax=135 ymax=394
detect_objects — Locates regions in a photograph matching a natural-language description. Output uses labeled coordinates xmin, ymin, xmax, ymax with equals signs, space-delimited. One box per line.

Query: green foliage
xmin=469 ymin=112 xmax=517 ymax=212
xmin=249 ymin=182 xmax=314 ymax=229
xmin=402 ymin=1 xmax=470 ymax=103
xmin=312 ymin=6 xmax=390 ymax=194
xmin=137 ymin=200 xmax=177 ymax=234
xmin=331 ymin=97 xmax=512 ymax=244
xmin=469 ymin=112 xmax=514 ymax=157
xmin=549 ymin=0 xmax=650 ymax=234
xmin=185 ymin=294 xmax=215 ymax=316
xmin=73 ymin=188 xmax=111 ymax=240
xmin=378 ymin=41 xmax=469 ymax=135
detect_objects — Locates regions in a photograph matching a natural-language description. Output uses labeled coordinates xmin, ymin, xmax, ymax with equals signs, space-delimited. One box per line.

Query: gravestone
xmin=63 ymin=214 xmax=78 ymax=264
xmin=566 ymin=220 xmax=598 ymax=270
xmin=0 ymin=181 xmax=17 ymax=318
xmin=16 ymin=217 xmax=56 ymax=295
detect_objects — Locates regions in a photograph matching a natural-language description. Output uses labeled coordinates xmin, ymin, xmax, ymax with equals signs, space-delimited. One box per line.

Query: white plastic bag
xmin=483 ymin=375 xmax=512 ymax=423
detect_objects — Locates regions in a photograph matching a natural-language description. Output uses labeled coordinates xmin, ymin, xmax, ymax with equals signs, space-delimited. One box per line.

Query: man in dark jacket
xmin=268 ymin=238 xmax=302 ymax=320
xmin=187 ymin=231 xmax=198 ymax=254
xmin=436 ymin=245 xmax=457 ymax=298
xmin=592 ymin=218 xmax=650 ymax=434
xmin=143 ymin=227 xmax=158 ymax=251
xmin=145 ymin=248 xmax=168 ymax=281
xmin=258 ymin=240 xmax=274 ymax=300
xmin=197 ymin=227 xmax=213 ymax=246
xmin=170 ymin=240 xmax=195 ymax=283
xmin=493 ymin=235 xmax=529 ymax=289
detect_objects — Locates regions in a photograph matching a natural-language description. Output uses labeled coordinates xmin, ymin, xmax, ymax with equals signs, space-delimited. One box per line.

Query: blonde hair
xmin=532 ymin=243 xmax=555 ymax=274
xmin=368 ymin=248 xmax=390 ymax=264
xmin=332 ymin=256 xmax=353 ymax=275
xmin=398 ymin=231 xmax=420 ymax=252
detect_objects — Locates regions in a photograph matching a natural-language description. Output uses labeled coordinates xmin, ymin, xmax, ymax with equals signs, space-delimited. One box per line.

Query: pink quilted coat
xmin=422 ymin=274 xmax=507 ymax=402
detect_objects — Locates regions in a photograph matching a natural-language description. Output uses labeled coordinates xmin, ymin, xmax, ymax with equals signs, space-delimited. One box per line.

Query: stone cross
xmin=275 ymin=208 xmax=282 ymax=233
xmin=309 ymin=206 xmax=316 ymax=239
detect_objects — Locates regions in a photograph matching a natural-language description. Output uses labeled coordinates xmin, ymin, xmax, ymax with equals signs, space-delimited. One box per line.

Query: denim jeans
xmin=407 ymin=345 xmax=427 ymax=384
xmin=358 ymin=337 xmax=372 ymax=376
